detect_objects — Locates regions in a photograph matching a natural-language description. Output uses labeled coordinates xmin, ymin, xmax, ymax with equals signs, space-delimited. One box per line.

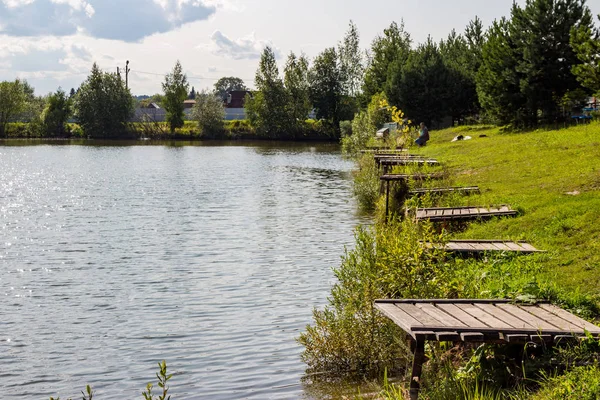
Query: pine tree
xmin=391 ymin=38 xmax=451 ymax=127
xmin=476 ymin=18 xmax=525 ymax=125
xmin=571 ymin=14 xmax=600 ymax=94
xmin=511 ymin=0 xmax=592 ymax=125
xmin=439 ymin=29 xmax=480 ymax=121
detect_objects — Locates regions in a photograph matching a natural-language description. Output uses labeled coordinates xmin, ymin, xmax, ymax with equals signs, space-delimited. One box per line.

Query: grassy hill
xmin=412 ymin=123 xmax=600 ymax=295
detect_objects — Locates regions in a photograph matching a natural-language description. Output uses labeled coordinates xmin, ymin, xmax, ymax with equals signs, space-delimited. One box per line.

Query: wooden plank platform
xmin=415 ymin=205 xmax=517 ymax=222
xmin=361 ymin=147 xmax=407 ymax=153
xmin=424 ymin=240 xmax=543 ymax=254
xmin=379 ymin=158 xmax=439 ymax=167
xmin=380 ymin=173 xmax=445 ymax=182
xmin=361 ymin=149 xmax=408 ymax=154
xmin=374 ymin=154 xmax=429 ymax=160
xmin=380 ymin=173 xmax=446 ymax=220
xmin=409 ymin=186 xmax=480 ymax=197
xmin=375 ymin=299 xmax=600 ymax=399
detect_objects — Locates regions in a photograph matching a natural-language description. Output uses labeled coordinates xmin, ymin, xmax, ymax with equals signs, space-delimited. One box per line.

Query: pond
xmin=0 ymin=140 xmax=366 ymax=399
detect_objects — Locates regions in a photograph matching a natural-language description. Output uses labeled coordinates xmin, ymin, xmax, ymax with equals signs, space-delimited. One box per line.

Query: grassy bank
xmin=301 ymin=122 xmax=600 ymax=399
xmin=414 ymin=123 xmax=600 ymax=294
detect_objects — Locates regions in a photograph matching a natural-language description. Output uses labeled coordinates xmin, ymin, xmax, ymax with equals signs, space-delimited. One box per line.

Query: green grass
xmin=408 ymin=123 xmax=600 ymax=295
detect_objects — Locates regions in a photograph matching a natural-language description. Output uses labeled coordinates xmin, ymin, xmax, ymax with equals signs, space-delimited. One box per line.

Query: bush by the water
xmin=299 ymin=219 xmax=451 ymax=376
xmin=531 ymin=364 xmax=600 ymax=400
xmin=352 ymin=154 xmax=381 ymax=212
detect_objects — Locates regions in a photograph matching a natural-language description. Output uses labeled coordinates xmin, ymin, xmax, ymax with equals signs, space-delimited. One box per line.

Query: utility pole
xmin=125 ymin=60 xmax=130 ymax=90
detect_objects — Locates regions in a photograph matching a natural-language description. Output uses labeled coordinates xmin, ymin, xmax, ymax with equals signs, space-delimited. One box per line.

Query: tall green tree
xmin=511 ymin=0 xmax=592 ymax=125
xmin=0 ymin=79 xmax=28 ymax=137
xmin=246 ymin=47 xmax=290 ymax=137
xmin=363 ymin=21 xmax=412 ymax=104
xmin=477 ymin=18 xmax=525 ymax=125
xmin=213 ymin=77 xmax=247 ymax=101
xmin=74 ymin=63 xmax=134 ymax=138
xmin=439 ymin=29 xmax=480 ymax=120
xmin=283 ymin=52 xmax=311 ymax=135
xmin=571 ymin=14 xmax=600 ymax=94
xmin=338 ymin=20 xmax=364 ymax=97
xmin=309 ymin=47 xmax=348 ymax=135
xmin=42 ymin=88 xmax=72 ymax=137
xmin=465 ymin=16 xmax=485 ymax=73
xmin=388 ymin=37 xmax=451 ymax=127
xmin=162 ymin=60 xmax=189 ymax=134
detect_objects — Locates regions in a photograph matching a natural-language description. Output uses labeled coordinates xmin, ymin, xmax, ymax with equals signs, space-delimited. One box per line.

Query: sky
xmin=1 ymin=0 xmax=600 ymax=96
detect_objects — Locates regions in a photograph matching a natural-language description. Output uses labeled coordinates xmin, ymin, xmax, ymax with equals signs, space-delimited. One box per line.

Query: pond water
xmin=0 ymin=141 xmax=366 ymax=399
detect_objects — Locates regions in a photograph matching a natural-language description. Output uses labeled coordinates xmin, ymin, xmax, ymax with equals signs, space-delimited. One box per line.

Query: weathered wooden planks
xmin=423 ymin=240 xmax=544 ymax=254
xmin=375 ymin=299 xmax=600 ymax=400
xmin=380 ymin=173 xmax=445 ymax=182
xmin=375 ymin=299 xmax=600 ymax=342
xmin=415 ymin=205 xmax=518 ymax=222
xmin=378 ymin=158 xmax=440 ymax=167
xmin=361 ymin=147 xmax=408 ymax=154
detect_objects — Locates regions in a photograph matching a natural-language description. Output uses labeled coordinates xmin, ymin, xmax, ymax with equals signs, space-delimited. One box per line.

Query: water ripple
xmin=0 ymin=142 xmax=364 ymax=399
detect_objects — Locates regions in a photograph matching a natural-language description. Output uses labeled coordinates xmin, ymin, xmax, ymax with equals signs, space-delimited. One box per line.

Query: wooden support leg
xmin=385 ymin=180 xmax=390 ymax=222
xmin=410 ymin=340 xmax=425 ymax=400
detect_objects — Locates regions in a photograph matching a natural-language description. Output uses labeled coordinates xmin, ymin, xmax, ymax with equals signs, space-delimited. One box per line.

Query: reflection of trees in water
xmin=281 ymin=166 xmax=349 ymax=181
xmin=250 ymin=142 xmax=342 ymax=156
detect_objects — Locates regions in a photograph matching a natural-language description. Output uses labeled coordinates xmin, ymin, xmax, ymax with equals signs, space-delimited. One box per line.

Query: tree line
xmin=2 ymin=0 xmax=600 ymax=139
xmin=0 ymin=64 xmax=246 ymax=139
xmin=249 ymin=0 xmax=600 ymax=133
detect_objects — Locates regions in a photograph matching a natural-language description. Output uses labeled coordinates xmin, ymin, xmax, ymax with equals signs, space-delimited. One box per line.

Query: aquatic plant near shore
xmin=49 ymin=361 xmax=172 ymax=400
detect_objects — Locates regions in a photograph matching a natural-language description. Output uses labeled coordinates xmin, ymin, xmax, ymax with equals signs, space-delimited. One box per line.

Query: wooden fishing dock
xmin=378 ymin=158 xmax=439 ymax=173
xmin=423 ymin=240 xmax=543 ymax=254
xmin=375 ymin=299 xmax=600 ymax=400
xmin=361 ymin=148 xmax=408 ymax=154
xmin=380 ymin=173 xmax=446 ymax=218
xmin=373 ymin=154 xmax=429 ymax=161
xmin=415 ymin=206 xmax=517 ymax=222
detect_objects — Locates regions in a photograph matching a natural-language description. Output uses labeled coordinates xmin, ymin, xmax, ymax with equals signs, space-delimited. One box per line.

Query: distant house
xmin=225 ymin=90 xmax=252 ymax=109
xmin=183 ymin=99 xmax=196 ymax=109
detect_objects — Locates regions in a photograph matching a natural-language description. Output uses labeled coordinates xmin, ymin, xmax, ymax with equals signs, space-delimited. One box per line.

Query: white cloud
xmin=2 ymin=0 xmax=35 ymax=8
xmin=207 ymin=31 xmax=280 ymax=60
xmin=0 ymin=37 xmax=92 ymax=73
xmin=0 ymin=0 xmax=216 ymax=41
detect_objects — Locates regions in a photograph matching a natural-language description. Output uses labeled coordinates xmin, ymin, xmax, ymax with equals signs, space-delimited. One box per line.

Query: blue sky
xmin=1 ymin=0 xmax=599 ymax=95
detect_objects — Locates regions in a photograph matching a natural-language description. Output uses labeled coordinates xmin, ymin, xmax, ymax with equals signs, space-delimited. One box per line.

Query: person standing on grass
xmin=415 ymin=122 xmax=429 ymax=147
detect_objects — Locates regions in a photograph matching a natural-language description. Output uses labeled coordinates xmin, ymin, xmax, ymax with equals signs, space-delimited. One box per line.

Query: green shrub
xmin=341 ymin=110 xmax=375 ymax=155
xmin=532 ymin=364 xmax=600 ymax=400
xmin=225 ymin=119 xmax=254 ymax=138
xmin=339 ymin=120 xmax=353 ymax=137
xmin=352 ymin=154 xmax=381 ymax=212
xmin=298 ymin=219 xmax=449 ymax=376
